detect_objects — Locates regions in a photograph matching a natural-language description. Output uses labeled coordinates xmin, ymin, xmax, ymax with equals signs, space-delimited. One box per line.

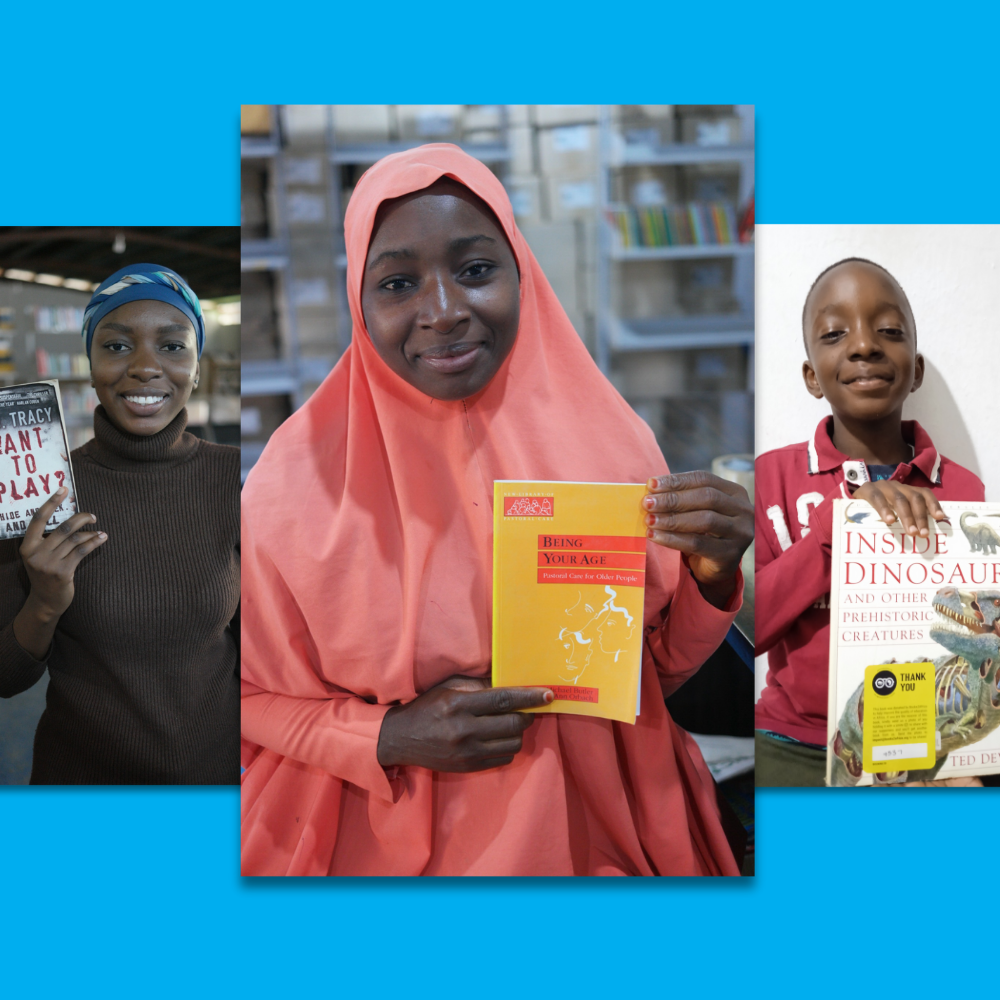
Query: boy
xmin=754 ymin=257 xmax=986 ymax=786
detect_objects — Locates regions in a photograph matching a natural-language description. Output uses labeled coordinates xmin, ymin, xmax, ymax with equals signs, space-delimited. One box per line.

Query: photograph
xmin=754 ymin=224 xmax=1000 ymax=788
xmin=0 ymin=227 xmax=241 ymax=785
xmin=239 ymin=104 xmax=755 ymax=875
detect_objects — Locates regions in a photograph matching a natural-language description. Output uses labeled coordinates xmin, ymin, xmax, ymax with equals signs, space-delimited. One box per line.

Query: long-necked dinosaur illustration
xmin=960 ymin=511 xmax=1000 ymax=554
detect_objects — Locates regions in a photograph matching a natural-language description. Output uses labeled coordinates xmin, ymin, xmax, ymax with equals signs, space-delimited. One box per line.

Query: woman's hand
xmin=12 ymin=488 xmax=108 ymax=660
xmin=643 ymin=471 xmax=753 ymax=609
xmin=376 ymin=675 xmax=553 ymax=773
xmin=853 ymin=481 xmax=948 ymax=537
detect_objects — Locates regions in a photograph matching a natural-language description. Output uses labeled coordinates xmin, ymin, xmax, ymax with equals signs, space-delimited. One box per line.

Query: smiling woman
xmin=240 ymin=146 xmax=752 ymax=875
xmin=0 ymin=264 xmax=240 ymax=785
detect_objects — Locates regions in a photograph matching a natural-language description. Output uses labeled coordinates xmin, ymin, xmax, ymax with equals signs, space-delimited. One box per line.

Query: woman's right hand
xmin=20 ymin=488 xmax=107 ymax=617
xmin=376 ymin=675 xmax=553 ymax=773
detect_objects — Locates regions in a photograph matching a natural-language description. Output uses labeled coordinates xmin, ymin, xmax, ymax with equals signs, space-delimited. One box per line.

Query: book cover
xmin=827 ymin=498 xmax=1000 ymax=785
xmin=492 ymin=480 xmax=648 ymax=724
xmin=0 ymin=380 xmax=78 ymax=538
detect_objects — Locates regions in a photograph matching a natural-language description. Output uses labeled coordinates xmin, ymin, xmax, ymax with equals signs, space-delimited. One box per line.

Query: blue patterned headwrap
xmin=82 ymin=263 xmax=205 ymax=358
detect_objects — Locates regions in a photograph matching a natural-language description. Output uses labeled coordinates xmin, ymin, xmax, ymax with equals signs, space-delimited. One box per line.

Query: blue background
xmin=3 ymin=3 xmax=999 ymax=997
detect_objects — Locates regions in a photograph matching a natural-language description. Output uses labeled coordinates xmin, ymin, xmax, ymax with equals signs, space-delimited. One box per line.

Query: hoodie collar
xmin=808 ymin=416 xmax=941 ymax=485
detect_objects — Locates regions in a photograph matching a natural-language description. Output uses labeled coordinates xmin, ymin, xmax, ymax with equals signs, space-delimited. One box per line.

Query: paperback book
xmin=0 ymin=380 xmax=77 ymax=538
xmin=827 ymin=498 xmax=1000 ymax=785
xmin=492 ymin=480 xmax=648 ymax=724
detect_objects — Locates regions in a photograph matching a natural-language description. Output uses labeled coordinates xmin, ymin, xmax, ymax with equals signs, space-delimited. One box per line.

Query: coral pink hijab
xmin=241 ymin=144 xmax=740 ymax=876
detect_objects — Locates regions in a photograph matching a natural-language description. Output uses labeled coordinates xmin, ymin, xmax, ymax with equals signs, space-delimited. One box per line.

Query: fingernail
xmin=643 ymin=497 xmax=654 ymax=509
xmin=57 ymin=487 xmax=66 ymax=495
xmin=647 ymin=529 xmax=655 ymax=539
xmin=647 ymin=478 xmax=657 ymax=491
xmin=543 ymin=690 xmax=554 ymax=704
xmin=939 ymin=517 xmax=951 ymax=525
xmin=645 ymin=514 xmax=655 ymax=526
xmin=98 ymin=532 xmax=106 ymax=539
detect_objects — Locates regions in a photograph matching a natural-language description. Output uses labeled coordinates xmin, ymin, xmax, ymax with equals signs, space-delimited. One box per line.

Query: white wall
xmin=757 ymin=224 xmax=1000 ymax=495
xmin=755 ymin=224 xmax=1000 ymax=699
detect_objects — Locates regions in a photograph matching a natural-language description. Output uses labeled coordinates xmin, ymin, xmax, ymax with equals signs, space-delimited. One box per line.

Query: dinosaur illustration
xmin=959 ymin=512 xmax=1000 ymax=554
xmin=830 ymin=587 xmax=1000 ymax=786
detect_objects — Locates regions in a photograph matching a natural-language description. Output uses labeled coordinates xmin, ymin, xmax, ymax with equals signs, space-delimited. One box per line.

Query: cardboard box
xmin=518 ymin=222 xmax=588 ymax=342
xmin=333 ymin=105 xmax=391 ymax=145
xmin=283 ymin=105 xmax=327 ymax=138
xmin=544 ymin=177 xmax=597 ymax=223
xmin=241 ymin=105 xmax=272 ymax=136
xmin=678 ymin=113 xmax=742 ymax=147
xmin=533 ymin=105 xmax=598 ymax=126
xmin=614 ymin=105 xmax=675 ymax=148
xmin=241 ymin=271 xmax=282 ymax=361
xmin=615 ymin=261 xmax=679 ymax=320
xmin=397 ymin=105 xmax=463 ymax=141
xmin=505 ymin=175 xmax=543 ymax=226
xmin=463 ymin=105 xmax=502 ymax=131
xmin=241 ymin=395 xmax=291 ymax=443
xmin=614 ymin=352 xmax=687 ymax=398
xmin=538 ymin=124 xmax=597 ymax=178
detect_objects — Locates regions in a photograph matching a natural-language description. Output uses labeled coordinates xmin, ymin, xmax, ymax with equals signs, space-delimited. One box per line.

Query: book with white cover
xmin=0 ymin=380 xmax=78 ymax=538
xmin=827 ymin=499 xmax=1000 ymax=785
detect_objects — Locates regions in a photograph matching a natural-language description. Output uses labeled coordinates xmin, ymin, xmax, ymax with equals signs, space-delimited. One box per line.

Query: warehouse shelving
xmin=596 ymin=107 xmax=755 ymax=368
xmin=240 ymin=106 xmax=306 ymax=479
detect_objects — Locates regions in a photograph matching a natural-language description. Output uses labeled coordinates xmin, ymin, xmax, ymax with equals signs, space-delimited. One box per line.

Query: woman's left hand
xmin=643 ymin=471 xmax=753 ymax=609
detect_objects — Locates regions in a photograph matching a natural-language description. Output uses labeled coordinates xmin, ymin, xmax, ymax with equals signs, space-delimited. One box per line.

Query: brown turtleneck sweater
xmin=0 ymin=406 xmax=240 ymax=784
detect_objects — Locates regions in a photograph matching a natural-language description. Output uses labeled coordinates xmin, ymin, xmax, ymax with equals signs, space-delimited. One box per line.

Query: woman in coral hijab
xmin=241 ymin=145 xmax=752 ymax=875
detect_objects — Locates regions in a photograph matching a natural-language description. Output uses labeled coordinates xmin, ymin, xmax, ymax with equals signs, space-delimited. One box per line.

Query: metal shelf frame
xmin=596 ymin=105 xmax=755 ymax=373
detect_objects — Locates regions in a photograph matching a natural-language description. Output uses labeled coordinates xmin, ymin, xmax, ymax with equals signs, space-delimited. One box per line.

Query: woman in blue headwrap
xmin=0 ymin=263 xmax=240 ymax=784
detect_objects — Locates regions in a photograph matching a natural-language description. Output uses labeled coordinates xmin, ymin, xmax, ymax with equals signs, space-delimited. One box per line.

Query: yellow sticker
xmin=862 ymin=663 xmax=936 ymax=773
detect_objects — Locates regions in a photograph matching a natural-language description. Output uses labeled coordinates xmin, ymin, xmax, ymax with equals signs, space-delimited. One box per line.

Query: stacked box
xmin=241 ymin=105 xmax=272 ymax=136
xmin=241 ymin=395 xmax=292 ymax=445
xmin=333 ymin=105 xmax=391 ymax=145
xmin=676 ymin=105 xmax=743 ymax=146
xmin=519 ymin=222 xmax=586 ymax=340
xmin=532 ymin=105 xmax=598 ymax=126
xmin=397 ymin=105 xmax=464 ymax=142
xmin=241 ymin=271 xmax=282 ymax=361
xmin=506 ymin=176 xmax=543 ymax=226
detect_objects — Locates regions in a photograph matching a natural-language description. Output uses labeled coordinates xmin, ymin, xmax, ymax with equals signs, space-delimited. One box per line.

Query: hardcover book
xmin=827 ymin=498 xmax=1000 ymax=785
xmin=492 ymin=480 xmax=648 ymax=724
xmin=0 ymin=380 xmax=78 ymax=538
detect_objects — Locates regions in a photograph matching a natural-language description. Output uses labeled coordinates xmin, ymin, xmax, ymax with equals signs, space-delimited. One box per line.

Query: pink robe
xmin=240 ymin=144 xmax=742 ymax=876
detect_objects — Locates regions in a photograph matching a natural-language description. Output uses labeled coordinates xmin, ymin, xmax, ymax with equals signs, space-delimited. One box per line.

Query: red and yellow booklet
xmin=492 ymin=480 xmax=649 ymax=724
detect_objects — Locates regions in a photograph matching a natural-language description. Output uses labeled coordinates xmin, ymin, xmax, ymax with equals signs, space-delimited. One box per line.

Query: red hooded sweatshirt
xmin=755 ymin=417 xmax=985 ymax=745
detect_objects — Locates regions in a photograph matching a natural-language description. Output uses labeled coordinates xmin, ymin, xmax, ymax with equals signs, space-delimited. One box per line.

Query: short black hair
xmin=801 ymin=256 xmax=915 ymax=352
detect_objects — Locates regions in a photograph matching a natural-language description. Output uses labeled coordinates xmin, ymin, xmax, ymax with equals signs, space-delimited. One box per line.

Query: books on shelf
xmin=32 ymin=306 xmax=84 ymax=334
xmin=0 ymin=336 xmax=13 ymax=374
xmin=827 ymin=499 xmax=1000 ymax=785
xmin=606 ymin=201 xmax=738 ymax=250
xmin=492 ymin=480 xmax=649 ymax=725
xmin=35 ymin=349 xmax=90 ymax=379
xmin=0 ymin=380 xmax=78 ymax=537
